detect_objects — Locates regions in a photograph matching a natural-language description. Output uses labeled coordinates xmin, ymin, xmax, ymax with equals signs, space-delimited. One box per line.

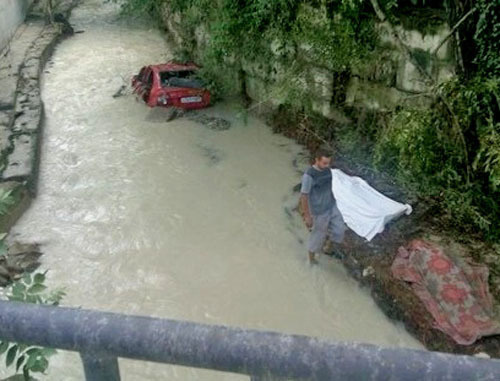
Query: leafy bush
xmin=0 ymin=272 xmax=66 ymax=379
xmin=374 ymin=108 xmax=446 ymax=190
xmin=0 ymin=187 xmax=65 ymax=379
xmin=0 ymin=190 xmax=15 ymax=216
xmin=473 ymin=0 xmax=500 ymax=75
xmin=374 ymin=75 xmax=500 ymax=240
xmin=439 ymin=76 xmax=500 ymax=192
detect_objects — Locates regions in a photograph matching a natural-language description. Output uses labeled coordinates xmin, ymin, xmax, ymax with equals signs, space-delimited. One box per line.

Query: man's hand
xmin=304 ymin=214 xmax=313 ymax=230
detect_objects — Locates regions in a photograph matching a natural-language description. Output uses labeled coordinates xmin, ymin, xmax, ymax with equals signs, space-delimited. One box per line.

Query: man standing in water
xmin=300 ymin=148 xmax=346 ymax=264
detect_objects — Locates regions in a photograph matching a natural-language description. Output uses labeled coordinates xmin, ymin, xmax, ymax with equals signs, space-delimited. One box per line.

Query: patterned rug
xmin=392 ymin=239 xmax=500 ymax=345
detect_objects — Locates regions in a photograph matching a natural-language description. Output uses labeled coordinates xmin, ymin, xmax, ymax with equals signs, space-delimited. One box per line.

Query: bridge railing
xmin=0 ymin=301 xmax=499 ymax=380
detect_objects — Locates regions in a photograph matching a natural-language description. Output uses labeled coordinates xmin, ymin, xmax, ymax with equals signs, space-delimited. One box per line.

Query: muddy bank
xmin=264 ymin=104 xmax=500 ymax=358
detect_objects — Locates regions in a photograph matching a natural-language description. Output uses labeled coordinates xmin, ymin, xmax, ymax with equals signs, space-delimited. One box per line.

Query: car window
xmin=159 ymin=70 xmax=197 ymax=86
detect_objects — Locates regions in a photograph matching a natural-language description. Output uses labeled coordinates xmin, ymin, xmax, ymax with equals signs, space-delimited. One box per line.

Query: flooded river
xmin=8 ymin=0 xmax=421 ymax=379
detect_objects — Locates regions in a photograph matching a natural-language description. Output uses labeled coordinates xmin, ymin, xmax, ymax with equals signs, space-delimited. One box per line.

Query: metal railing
xmin=0 ymin=301 xmax=499 ymax=380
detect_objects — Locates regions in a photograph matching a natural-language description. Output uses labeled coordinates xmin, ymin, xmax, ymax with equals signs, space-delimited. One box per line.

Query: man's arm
xmin=300 ymin=193 xmax=313 ymax=229
xmin=300 ymin=173 xmax=314 ymax=229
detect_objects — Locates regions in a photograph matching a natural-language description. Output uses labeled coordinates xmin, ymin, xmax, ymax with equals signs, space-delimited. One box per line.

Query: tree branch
xmin=368 ymin=0 xmax=471 ymax=183
xmin=432 ymin=7 xmax=476 ymax=57
xmin=368 ymin=0 xmax=433 ymax=84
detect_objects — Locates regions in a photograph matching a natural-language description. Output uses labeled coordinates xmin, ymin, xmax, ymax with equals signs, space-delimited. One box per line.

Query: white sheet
xmin=331 ymin=169 xmax=412 ymax=241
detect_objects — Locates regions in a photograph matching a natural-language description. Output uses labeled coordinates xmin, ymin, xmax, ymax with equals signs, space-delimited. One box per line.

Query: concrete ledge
xmin=1 ymin=25 xmax=61 ymax=194
xmin=0 ymin=0 xmax=79 ymax=240
xmin=0 ymin=0 xmax=79 ymax=201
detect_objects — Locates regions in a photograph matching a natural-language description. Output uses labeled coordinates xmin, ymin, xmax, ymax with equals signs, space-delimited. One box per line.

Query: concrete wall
xmin=161 ymin=5 xmax=456 ymax=118
xmin=0 ymin=0 xmax=33 ymax=53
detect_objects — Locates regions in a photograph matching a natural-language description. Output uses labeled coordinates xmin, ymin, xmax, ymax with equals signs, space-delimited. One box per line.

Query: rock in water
xmin=54 ymin=13 xmax=74 ymax=35
xmin=112 ymin=85 xmax=127 ymax=98
xmin=165 ymin=108 xmax=186 ymax=122
xmin=0 ymin=242 xmax=43 ymax=286
xmin=185 ymin=112 xmax=231 ymax=131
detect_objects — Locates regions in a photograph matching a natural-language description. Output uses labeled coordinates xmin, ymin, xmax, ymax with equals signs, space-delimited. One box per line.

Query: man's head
xmin=313 ymin=148 xmax=333 ymax=169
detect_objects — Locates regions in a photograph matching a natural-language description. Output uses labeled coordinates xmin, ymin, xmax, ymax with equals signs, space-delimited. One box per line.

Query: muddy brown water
xmin=4 ymin=0 xmax=422 ymax=379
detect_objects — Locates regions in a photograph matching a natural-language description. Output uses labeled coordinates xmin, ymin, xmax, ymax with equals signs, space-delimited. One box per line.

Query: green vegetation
xmin=0 ymin=189 xmax=65 ymax=380
xmin=0 ymin=272 xmax=65 ymax=380
xmin=117 ymin=0 xmax=499 ymax=241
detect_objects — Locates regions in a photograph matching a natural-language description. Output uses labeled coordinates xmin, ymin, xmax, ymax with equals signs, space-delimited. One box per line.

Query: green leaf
xmin=24 ymin=348 xmax=41 ymax=357
xmin=7 ymin=294 xmax=24 ymax=302
xmin=27 ymin=284 xmax=47 ymax=294
xmin=6 ymin=344 xmax=18 ymax=367
xmin=30 ymin=357 xmax=48 ymax=373
xmin=16 ymin=355 xmax=25 ymax=372
xmin=0 ymin=341 xmax=9 ymax=355
xmin=22 ymin=272 xmax=32 ymax=285
xmin=47 ymin=289 xmax=66 ymax=305
xmin=33 ymin=273 xmax=45 ymax=284
xmin=12 ymin=282 xmax=27 ymax=295
xmin=24 ymin=352 xmax=38 ymax=370
xmin=41 ymin=348 xmax=57 ymax=357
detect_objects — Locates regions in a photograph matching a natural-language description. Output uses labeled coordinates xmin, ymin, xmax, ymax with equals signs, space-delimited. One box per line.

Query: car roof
xmin=150 ymin=61 xmax=200 ymax=72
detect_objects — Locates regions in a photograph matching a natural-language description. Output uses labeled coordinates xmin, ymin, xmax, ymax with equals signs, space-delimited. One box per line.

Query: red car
xmin=132 ymin=62 xmax=210 ymax=109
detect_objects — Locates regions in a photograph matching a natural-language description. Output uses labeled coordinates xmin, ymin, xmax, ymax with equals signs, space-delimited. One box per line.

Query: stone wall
xmin=346 ymin=22 xmax=456 ymax=111
xmin=0 ymin=0 xmax=78 ymax=242
xmin=0 ymin=0 xmax=33 ymax=54
xmin=161 ymin=5 xmax=456 ymax=119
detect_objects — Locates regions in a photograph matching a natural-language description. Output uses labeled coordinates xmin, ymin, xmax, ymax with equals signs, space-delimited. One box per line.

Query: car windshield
xmin=159 ymin=70 xmax=205 ymax=89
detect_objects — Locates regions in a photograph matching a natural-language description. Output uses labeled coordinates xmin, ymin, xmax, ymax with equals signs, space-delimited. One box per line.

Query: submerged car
xmin=132 ymin=62 xmax=210 ymax=109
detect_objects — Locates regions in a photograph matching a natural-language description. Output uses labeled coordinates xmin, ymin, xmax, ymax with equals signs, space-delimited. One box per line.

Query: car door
xmin=141 ymin=69 xmax=154 ymax=104
xmin=132 ymin=67 xmax=145 ymax=93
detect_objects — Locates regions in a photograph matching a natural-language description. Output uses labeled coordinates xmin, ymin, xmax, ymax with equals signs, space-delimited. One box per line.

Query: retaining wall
xmin=0 ymin=0 xmax=33 ymax=54
xmin=162 ymin=5 xmax=456 ymax=118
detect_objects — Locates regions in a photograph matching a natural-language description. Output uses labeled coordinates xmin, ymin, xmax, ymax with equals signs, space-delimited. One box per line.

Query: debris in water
xmin=186 ymin=112 xmax=231 ymax=131
xmin=54 ymin=13 xmax=74 ymax=35
xmin=165 ymin=108 xmax=186 ymax=122
xmin=112 ymin=85 xmax=128 ymax=98
xmin=198 ymin=144 xmax=224 ymax=165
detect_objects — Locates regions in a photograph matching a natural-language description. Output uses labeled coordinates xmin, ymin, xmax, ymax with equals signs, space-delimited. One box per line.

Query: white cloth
xmin=330 ymin=169 xmax=412 ymax=241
